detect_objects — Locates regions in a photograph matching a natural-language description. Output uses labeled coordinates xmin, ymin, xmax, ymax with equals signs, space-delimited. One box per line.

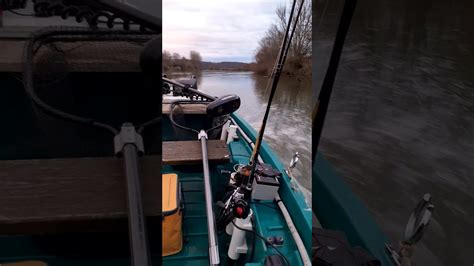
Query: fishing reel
xmin=227 ymin=164 xmax=252 ymax=188
xmin=216 ymin=164 xmax=252 ymax=229
xmin=217 ymin=161 xmax=283 ymax=230
xmin=216 ymin=188 xmax=250 ymax=231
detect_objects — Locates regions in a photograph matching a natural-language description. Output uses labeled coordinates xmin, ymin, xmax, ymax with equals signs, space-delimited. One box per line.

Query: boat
xmin=160 ymin=79 xmax=312 ymax=265
xmin=0 ymin=0 xmax=313 ymax=265
xmin=0 ymin=0 xmax=434 ymax=265
xmin=160 ymin=1 xmax=313 ymax=264
xmin=0 ymin=1 xmax=165 ymax=265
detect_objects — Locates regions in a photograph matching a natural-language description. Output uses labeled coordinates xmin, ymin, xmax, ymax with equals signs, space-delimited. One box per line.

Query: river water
xmin=185 ymin=71 xmax=313 ymax=192
xmin=314 ymin=0 xmax=474 ymax=265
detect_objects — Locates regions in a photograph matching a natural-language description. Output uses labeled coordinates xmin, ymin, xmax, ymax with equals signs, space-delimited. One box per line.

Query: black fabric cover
xmin=264 ymin=254 xmax=286 ymax=266
xmin=313 ymin=228 xmax=381 ymax=266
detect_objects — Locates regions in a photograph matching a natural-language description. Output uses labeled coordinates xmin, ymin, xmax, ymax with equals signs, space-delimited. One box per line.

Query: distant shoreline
xmin=164 ymin=59 xmax=310 ymax=77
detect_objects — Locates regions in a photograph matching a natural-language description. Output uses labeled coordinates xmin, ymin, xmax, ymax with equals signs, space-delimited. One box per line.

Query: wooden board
xmin=162 ymin=103 xmax=207 ymax=114
xmin=163 ymin=140 xmax=230 ymax=165
xmin=0 ymin=40 xmax=141 ymax=73
xmin=0 ymin=156 xmax=161 ymax=234
xmin=0 ymin=41 xmax=24 ymax=72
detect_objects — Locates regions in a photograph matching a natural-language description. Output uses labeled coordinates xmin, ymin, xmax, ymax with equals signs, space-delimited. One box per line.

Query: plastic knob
xmin=235 ymin=207 xmax=244 ymax=218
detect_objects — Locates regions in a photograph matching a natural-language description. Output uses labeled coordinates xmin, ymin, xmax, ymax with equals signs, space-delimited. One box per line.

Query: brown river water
xmin=314 ymin=0 xmax=474 ymax=265
xmin=178 ymin=71 xmax=313 ymax=194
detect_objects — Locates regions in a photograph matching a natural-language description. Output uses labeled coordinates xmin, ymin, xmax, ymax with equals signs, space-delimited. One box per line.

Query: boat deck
xmin=162 ymin=127 xmax=303 ymax=265
xmin=161 ymin=168 xmax=230 ymax=265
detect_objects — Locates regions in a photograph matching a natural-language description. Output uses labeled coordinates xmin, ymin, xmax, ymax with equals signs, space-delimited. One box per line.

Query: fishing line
xmin=249 ymin=0 xmax=298 ymax=166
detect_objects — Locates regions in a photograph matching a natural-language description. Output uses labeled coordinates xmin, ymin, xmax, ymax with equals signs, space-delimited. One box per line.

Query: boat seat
xmin=0 ymin=156 xmax=161 ymax=235
xmin=163 ymin=140 xmax=230 ymax=165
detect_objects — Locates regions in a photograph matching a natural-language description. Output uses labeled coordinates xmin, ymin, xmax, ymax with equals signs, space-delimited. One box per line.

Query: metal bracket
xmin=198 ymin=129 xmax=208 ymax=140
xmin=114 ymin=123 xmax=144 ymax=156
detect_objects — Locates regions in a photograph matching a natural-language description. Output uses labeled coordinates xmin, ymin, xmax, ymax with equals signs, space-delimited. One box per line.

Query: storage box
xmin=162 ymin=173 xmax=183 ymax=256
xmin=251 ymin=163 xmax=281 ymax=201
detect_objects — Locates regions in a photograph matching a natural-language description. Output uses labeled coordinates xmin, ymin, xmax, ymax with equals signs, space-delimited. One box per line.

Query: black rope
xmin=168 ymin=100 xmax=229 ymax=135
xmin=137 ymin=116 xmax=161 ymax=134
xmin=22 ymin=27 xmax=160 ymax=136
xmin=168 ymin=101 xmax=200 ymax=134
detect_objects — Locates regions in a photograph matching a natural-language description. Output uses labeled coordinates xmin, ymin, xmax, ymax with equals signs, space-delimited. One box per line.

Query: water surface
xmin=191 ymin=71 xmax=312 ymax=191
xmin=314 ymin=0 xmax=474 ymax=265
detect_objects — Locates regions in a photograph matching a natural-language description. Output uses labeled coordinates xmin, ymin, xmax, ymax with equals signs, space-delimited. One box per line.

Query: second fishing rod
xmin=240 ymin=0 xmax=305 ymax=196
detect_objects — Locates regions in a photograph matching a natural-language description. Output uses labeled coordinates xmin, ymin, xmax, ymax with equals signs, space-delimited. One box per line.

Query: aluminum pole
xmin=199 ymin=130 xmax=220 ymax=265
xmin=123 ymin=143 xmax=151 ymax=266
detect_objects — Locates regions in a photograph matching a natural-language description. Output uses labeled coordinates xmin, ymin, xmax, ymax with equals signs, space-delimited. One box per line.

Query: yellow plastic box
xmin=162 ymin=173 xmax=183 ymax=256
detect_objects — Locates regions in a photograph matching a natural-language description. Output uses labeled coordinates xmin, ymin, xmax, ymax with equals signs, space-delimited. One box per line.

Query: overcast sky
xmin=163 ymin=0 xmax=286 ymax=63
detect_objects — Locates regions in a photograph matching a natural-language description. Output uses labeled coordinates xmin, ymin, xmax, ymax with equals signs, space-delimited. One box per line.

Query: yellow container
xmin=162 ymin=173 xmax=183 ymax=256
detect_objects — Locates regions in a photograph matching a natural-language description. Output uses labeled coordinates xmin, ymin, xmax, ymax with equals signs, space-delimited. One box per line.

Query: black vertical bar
xmin=123 ymin=144 xmax=151 ymax=266
xmin=312 ymin=0 xmax=358 ymax=159
xmin=244 ymin=0 xmax=298 ymax=192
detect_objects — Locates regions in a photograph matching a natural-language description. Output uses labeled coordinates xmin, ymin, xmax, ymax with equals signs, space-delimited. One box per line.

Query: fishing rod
xmin=242 ymin=0 xmax=304 ymax=194
xmin=215 ymin=0 xmax=304 ymax=231
xmin=164 ymin=76 xmax=241 ymax=266
xmin=213 ymin=1 xmax=306 ymax=262
xmin=312 ymin=0 xmax=357 ymax=159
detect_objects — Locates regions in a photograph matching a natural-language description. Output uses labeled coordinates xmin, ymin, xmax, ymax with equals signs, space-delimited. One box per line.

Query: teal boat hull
xmin=313 ymin=153 xmax=395 ymax=265
xmin=161 ymin=113 xmax=312 ymax=265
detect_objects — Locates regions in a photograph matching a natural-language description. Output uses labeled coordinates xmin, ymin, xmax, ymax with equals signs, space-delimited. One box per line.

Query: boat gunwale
xmin=230 ymin=113 xmax=313 ymax=257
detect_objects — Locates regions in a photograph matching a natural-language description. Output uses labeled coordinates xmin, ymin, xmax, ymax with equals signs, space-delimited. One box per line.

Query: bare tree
xmin=162 ymin=50 xmax=172 ymax=71
xmin=254 ymin=0 xmax=312 ymax=75
xmin=189 ymin=50 xmax=202 ymax=70
xmin=172 ymin=52 xmax=181 ymax=60
xmin=190 ymin=50 xmax=202 ymax=62
xmin=163 ymin=50 xmax=172 ymax=61
xmin=163 ymin=50 xmax=203 ymax=73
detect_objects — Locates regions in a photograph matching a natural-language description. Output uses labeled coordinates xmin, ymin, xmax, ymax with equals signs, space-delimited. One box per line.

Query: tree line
xmin=162 ymin=1 xmax=311 ymax=76
xmin=250 ymin=0 xmax=312 ymax=76
xmin=162 ymin=50 xmax=202 ymax=72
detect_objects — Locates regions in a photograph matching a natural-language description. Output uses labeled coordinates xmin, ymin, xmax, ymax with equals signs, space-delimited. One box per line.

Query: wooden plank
xmin=163 ymin=140 xmax=230 ymax=165
xmin=3 ymin=261 xmax=48 ymax=266
xmin=162 ymin=103 xmax=207 ymax=114
xmin=0 ymin=156 xmax=161 ymax=234
xmin=0 ymin=41 xmax=23 ymax=72
xmin=0 ymin=40 xmax=141 ymax=72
